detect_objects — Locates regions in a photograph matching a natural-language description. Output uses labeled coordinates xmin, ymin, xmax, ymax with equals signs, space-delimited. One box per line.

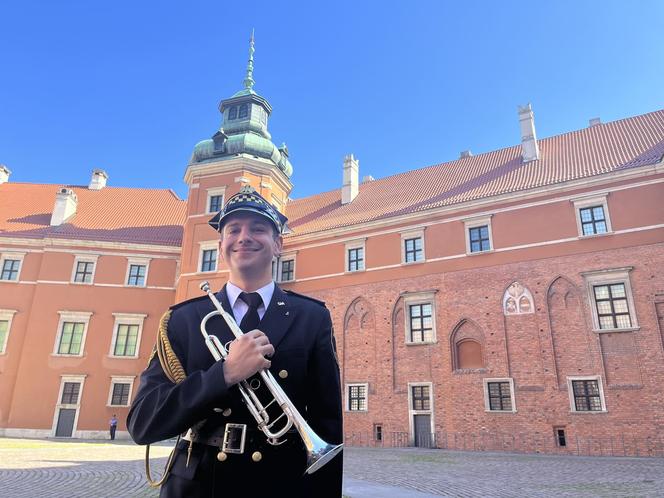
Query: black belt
xmin=183 ymin=423 xmax=300 ymax=454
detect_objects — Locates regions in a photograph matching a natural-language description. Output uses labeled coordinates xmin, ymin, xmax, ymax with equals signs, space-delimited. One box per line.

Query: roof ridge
xmin=288 ymin=108 xmax=664 ymax=206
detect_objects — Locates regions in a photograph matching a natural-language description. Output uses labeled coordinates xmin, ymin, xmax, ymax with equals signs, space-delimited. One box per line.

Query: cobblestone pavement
xmin=1 ymin=438 xmax=663 ymax=497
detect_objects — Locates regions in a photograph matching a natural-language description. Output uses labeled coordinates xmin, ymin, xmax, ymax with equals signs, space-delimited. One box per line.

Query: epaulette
xmin=169 ymin=294 xmax=210 ymax=311
xmin=284 ymin=289 xmax=326 ymax=307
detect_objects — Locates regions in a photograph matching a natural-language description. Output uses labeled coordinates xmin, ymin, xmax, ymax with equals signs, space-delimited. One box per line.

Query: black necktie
xmin=239 ymin=292 xmax=262 ymax=332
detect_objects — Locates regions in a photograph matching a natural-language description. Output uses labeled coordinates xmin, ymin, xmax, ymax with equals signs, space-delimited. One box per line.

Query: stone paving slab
xmin=1 ymin=438 xmax=663 ymax=497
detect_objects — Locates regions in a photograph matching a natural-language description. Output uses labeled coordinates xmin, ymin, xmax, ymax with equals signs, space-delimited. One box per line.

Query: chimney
xmin=0 ymin=164 xmax=11 ymax=184
xmin=341 ymin=154 xmax=359 ymax=204
xmin=518 ymin=103 xmax=540 ymax=162
xmin=89 ymin=169 xmax=108 ymax=190
xmin=50 ymin=188 xmax=78 ymax=226
xmin=589 ymin=117 xmax=601 ymax=127
xmin=459 ymin=150 xmax=473 ymax=159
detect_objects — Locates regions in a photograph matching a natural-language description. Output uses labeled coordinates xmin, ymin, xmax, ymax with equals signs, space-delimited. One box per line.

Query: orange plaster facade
xmin=1 ymin=104 xmax=663 ymax=457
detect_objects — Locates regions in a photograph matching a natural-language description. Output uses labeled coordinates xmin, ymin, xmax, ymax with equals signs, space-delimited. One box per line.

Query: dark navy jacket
xmin=127 ymin=284 xmax=343 ymax=498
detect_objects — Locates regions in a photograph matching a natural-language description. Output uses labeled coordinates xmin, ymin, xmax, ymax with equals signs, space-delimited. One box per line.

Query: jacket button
xmin=223 ymin=408 xmax=232 ymax=417
xmin=252 ymin=451 xmax=262 ymax=462
xmin=279 ymin=369 xmax=288 ymax=379
xmin=217 ymin=451 xmax=228 ymax=462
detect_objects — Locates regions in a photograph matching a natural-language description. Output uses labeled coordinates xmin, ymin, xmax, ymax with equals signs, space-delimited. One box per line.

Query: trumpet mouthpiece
xmin=200 ymin=281 xmax=210 ymax=292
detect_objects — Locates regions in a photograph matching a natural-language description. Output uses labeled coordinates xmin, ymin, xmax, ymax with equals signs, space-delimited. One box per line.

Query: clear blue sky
xmin=1 ymin=1 xmax=662 ymax=200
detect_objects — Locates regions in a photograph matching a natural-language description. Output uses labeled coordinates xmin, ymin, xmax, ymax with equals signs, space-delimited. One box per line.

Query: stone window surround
xmin=581 ymin=267 xmax=639 ymax=333
xmin=566 ymin=375 xmax=607 ymax=413
xmin=345 ymin=238 xmax=366 ymax=273
xmin=206 ymin=186 xmax=227 ymax=214
xmin=463 ymin=215 xmax=494 ymax=255
xmin=276 ymin=251 xmax=297 ymax=283
xmin=345 ymin=382 xmax=368 ymax=412
xmin=407 ymin=381 xmax=434 ymax=443
xmin=124 ymin=257 xmax=151 ymax=287
xmin=107 ymin=376 xmax=136 ymax=407
xmin=400 ymin=228 xmax=426 ymax=264
xmin=403 ymin=290 xmax=438 ymax=345
xmin=572 ymin=193 xmax=613 ymax=238
xmin=70 ymin=254 xmax=99 ymax=285
xmin=52 ymin=311 xmax=93 ymax=357
xmin=502 ymin=282 xmax=535 ymax=315
xmin=483 ymin=377 xmax=517 ymax=413
xmin=51 ymin=374 xmax=87 ymax=437
xmin=0 ymin=251 xmax=26 ymax=282
xmin=198 ymin=241 xmax=219 ymax=273
xmin=0 ymin=309 xmax=17 ymax=354
xmin=108 ymin=313 xmax=147 ymax=359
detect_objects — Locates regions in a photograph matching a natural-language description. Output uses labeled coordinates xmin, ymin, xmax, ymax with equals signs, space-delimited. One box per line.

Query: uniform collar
xmin=226 ymin=280 xmax=275 ymax=310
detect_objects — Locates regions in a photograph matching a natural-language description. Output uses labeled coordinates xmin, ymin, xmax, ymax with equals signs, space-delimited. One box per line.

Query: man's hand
xmin=222 ymin=330 xmax=274 ymax=386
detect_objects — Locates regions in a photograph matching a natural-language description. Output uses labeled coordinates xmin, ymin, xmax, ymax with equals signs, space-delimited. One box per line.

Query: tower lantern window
xmin=238 ymin=104 xmax=248 ymax=119
xmin=228 ymin=106 xmax=238 ymax=120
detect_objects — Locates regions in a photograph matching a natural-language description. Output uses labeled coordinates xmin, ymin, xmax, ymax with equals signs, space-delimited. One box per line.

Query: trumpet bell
xmin=305 ymin=442 xmax=343 ymax=475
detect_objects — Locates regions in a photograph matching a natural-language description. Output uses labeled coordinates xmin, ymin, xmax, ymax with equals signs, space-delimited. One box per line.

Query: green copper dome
xmin=189 ymin=33 xmax=293 ymax=178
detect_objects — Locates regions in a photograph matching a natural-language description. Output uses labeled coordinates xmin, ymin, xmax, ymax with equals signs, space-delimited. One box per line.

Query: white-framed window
xmin=572 ymin=194 xmax=612 ymax=237
xmin=0 ymin=252 xmax=26 ymax=282
xmin=401 ymin=229 xmax=425 ymax=264
xmin=346 ymin=383 xmax=368 ymax=412
xmin=53 ymin=311 xmax=92 ymax=357
xmin=345 ymin=239 xmax=366 ymax=272
xmin=206 ymin=187 xmax=226 ymax=214
xmin=125 ymin=258 xmax=150 ymax=287
xmin=71 ymin=255 xmax=99 ymax=284
xmin=199 ymin=242 xmax=218 ymax=273
xmin=0 ymin=309 xmax=17 ymax=354
xmin=108 ymin=376 xmax=136 ymax=407
xmin=109 ymin=313 xmax=146 ymax=358
xmin=483 ymin=378 xmax=516 ymax=412
xmin=275 ymin=253 xmax=296 ymax=283
xmin=463 ymin=215 xmax=493 ymax=254
xmin=581 ymin=267 xmax=639 ymax=332
xmin=403 ymin=291 xmax=437 ymax=344
xmin=567 ymin=376 xmax=607 ymax=413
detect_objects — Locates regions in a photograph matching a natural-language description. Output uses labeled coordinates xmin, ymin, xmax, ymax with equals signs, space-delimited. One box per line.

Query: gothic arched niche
xmin=450 ymin=319 xmax=486 ymax=370
xmin=503 ymin=281 xmax=535 ymax=315
xmin=344 ymin=297 xmax=375 ymax=333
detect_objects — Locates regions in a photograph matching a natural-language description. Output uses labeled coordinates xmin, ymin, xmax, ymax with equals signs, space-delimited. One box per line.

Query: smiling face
xmin=219 ymin=211 xmax=282 ymax=287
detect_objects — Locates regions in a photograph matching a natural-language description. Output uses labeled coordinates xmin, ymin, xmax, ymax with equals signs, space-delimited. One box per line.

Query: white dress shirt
xmin=225 ymin=281 xmax=275 ymax=325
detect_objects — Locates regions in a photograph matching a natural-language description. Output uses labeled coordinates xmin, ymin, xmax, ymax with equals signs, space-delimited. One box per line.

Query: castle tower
xmin=177 ymin=33 xmax=294 ymax=299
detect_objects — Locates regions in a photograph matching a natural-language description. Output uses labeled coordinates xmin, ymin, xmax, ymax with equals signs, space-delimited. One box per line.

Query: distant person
xmin=109 ymin=414 xmax=118 ymax=440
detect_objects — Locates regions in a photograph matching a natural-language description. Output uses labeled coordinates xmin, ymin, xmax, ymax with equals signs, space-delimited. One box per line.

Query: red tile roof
xmin=0 ymin=184 xmax=186 ymax=246
xmin=286 ymin=109 xmax=664 ymax=236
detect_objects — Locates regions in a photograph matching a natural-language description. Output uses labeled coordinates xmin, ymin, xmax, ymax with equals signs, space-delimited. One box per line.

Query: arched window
xmin=503 ymin=282 xmax=534 ymax=315
xmin=238 ymin=104 xmax=248 ymax=119
xmin=228 ymin=106 xmax=238 ymax=120
xmin=450 ymin=319 xmax=486 ymax=371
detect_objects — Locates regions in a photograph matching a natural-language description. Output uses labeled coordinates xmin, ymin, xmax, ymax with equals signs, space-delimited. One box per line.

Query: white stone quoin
xmin=50 ymin=188 xmax=78 ymax=226
xmin=518 ymin=104 xmax=540 ymax=162
xmin=0 ymin=164 xmax=11 ymax=184
xmin=88 ymin=169 xmax=108 ymax=190
xmin=342 ymin=154 xmax=359 ymax=204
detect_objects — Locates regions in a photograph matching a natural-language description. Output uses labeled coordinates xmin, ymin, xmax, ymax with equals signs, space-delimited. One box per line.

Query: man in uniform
xmin=127 ymin=186 xmax=343 ymax=497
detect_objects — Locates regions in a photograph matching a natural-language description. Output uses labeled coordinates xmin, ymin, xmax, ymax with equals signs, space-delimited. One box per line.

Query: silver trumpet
xmin=199 ymin=281 xmax=343 ymax=474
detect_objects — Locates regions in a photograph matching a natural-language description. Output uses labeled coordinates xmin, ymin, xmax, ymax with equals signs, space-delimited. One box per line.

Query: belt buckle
xmin=222 ymin=423 xmax=247 ymax=454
